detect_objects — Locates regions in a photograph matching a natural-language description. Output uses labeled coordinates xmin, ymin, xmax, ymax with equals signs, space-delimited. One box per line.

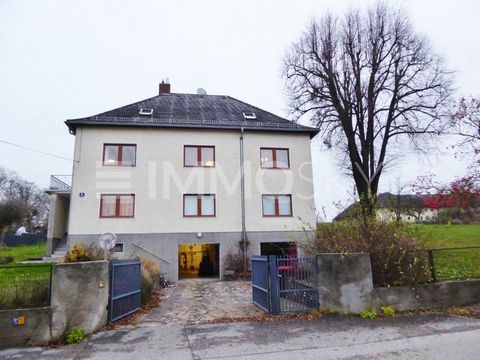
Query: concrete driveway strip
xmin=1 ymin=313 xmax=480 ymax=359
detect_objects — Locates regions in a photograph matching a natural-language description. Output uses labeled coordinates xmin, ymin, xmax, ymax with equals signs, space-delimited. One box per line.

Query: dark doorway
xmin=178 ymin=243 xmax=219 ymax=279
xmin=260 ymin=242 xmax=297 ymax=257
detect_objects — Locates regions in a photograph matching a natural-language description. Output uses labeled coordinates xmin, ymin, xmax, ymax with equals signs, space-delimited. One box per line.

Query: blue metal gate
xmin=252 ymin=255 xmax=318 ymax=314
xmin=109 ymin=259 xmax=141 ymax=322
xmin=252 ymin=256 xmax=271 ymax=312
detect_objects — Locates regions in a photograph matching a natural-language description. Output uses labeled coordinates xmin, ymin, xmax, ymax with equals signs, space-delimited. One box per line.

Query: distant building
xmin=333 ymin=192 xmax=438 ymax=223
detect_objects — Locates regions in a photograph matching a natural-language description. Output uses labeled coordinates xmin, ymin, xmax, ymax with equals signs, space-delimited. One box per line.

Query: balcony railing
xmin=50 ymin=175 xmax=72 ymax=192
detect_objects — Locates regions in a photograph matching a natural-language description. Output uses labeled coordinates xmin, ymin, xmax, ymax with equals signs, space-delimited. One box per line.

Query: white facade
xmin=68 ymin=127 xmax=315 ymax=234
xmin=54 ymin=125 xmax=316 ymax=280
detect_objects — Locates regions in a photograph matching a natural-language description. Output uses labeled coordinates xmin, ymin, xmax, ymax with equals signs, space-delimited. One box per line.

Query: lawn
xmin=0 ymin=242 xmax=47 ymax=265
xmin=0 ymin=243 xmax=51 ymax=309
xmin=410 ymin=224 xmax=480 ymax=282
xmin=411 ymin=224 xmax=480 ymax=248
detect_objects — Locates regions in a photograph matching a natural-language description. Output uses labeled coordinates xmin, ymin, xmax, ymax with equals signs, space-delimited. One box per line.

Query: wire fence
xmin=371 ymin=246 xmax=480 ymax=287
xmin=0 ymin=265 xmax=53 ymax=310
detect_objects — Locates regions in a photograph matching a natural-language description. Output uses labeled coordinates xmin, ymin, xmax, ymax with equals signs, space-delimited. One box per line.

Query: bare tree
xmin=284 ymin=2 xmax=453 ymax=215
xmin=450 ymin=96 xmax=480 ymax=177
xmin=0 ymin=166 xmax=49 ymax=233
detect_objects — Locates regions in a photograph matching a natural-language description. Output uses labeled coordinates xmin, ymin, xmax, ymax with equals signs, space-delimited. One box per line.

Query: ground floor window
xmin=183 ymin=194 xmax=216 ymax=217
xmin=262 ymin=195 xmax=292 ymax=217
xmin=100 ymin=194 xmax=135 ymax=218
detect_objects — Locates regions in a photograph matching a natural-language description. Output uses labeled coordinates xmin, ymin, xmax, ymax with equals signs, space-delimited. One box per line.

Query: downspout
xmin=240 ymin=127 xmax=247 ymax=272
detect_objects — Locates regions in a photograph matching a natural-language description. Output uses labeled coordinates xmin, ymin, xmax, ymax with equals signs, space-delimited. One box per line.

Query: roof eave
xmin=64 ymin=120 xmax=319 ymax=138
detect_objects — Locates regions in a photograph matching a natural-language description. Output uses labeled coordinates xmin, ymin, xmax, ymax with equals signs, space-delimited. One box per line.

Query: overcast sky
xmin=0 ymin=0 xmax=478 ymax=219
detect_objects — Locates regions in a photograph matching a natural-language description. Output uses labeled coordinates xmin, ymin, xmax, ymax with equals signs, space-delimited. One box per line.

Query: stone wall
xmin=0 ymin=261 xmax=109 ymax=348
xmin=0 ymin=308 xmax=52 ymax=348
xmin=316 ymin=253 xmax=373 ymax=313
xmin=371 ymin=280 xmax=480 ymax=311
xmin=316 ymin=253 xmax=480 ymax=314
xmin=50 ymin=261 xmax=109 ymax=339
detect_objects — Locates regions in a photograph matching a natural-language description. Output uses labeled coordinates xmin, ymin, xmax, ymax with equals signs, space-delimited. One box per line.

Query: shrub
xmin=224 ymin=252 xmax=245 ymax=273
xmin=359 ymin=310 xmax=377 ymax=319
xmin=66 ymin=327 xmax=85 ymax=344
xmin=141 ymin=259 xmax=161 ymax=283
xmin=380 ymin=305 xmax=395 ymax=317
xmin=64 ymin=243 xmax=105 ymax=263
xmin=140 ymin=259 xmax=160 ymax=306
xmin=304 ymin=216 xmax=431 ymax=286
xmin=141 ymin=278 xmax=154 ymax=306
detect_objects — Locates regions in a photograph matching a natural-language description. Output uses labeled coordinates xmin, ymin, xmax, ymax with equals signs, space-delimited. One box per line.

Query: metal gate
xmin=252 ymin=256 xmax=270 ymax=312
xmin=251 ymin=255 xmax=319 ymax=314
xmin=109 ymin=259 xmax=141 ymax=322
xmin=276 ymin=256 xmax=318 ymax=312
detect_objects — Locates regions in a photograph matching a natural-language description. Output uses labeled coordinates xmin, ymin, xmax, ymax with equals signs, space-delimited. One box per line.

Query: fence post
xmin=428 ymin=250 xmax=437 ymax=283
xmin=268 ymin=255 xmax=280 ymax=315
xmin=49 ymin=265 xmax=53 ymax=306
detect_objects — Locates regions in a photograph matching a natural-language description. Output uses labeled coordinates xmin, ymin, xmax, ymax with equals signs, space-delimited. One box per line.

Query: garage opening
xmin=178 ymin=243 xmax=219 ymax=279
xmin=260 ymin=242 xmax=297 ymax=257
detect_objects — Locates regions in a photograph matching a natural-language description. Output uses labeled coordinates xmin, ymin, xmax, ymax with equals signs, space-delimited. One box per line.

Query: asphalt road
xmin=1 ymin=313 xmax=480 ymax=359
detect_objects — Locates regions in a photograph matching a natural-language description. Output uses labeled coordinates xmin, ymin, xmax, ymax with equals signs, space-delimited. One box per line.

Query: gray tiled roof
xmin=65 ymin=93 xmax=318 ymax=137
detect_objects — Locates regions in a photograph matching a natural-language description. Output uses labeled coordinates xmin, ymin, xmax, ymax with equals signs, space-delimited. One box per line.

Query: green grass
xmin=0 ymin=243 xmax=51 ymax=309
xmin=0 ymin=242 xmax=47 ymax=265
xmin=411 ymin=224 xmax=480 ymax=248
xmin=410 ymin=224 xmax=480 ymax=282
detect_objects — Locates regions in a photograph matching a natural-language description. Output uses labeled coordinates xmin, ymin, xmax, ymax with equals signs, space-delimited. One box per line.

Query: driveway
xmin=146 ymin=279 xmax=263 ymax=325
xmin=2 ymin=313 xmax=480 ymax=359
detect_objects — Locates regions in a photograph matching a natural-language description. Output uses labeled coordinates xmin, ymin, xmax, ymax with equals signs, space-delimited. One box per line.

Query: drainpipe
xmin=240 ymin=127 xmax=247 ymax=272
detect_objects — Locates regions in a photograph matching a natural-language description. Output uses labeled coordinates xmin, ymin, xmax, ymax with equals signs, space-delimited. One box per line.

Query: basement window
xmin=110 ymin=243 xmax=124 ymax=253
xmin=242 ymin=112 xmax=257 ymax=120
xmin=139 ymin=108 xmax=154 ymax=116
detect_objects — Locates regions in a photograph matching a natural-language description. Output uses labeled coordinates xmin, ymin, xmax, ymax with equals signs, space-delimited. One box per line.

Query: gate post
xmin=268 ymin=255 xmax=280 ymax=315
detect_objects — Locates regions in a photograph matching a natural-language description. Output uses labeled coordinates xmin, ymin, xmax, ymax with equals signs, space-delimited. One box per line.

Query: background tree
xmin=284 ymin=2 xmax=453 ymax=215
xmin=450 ymin=96 xmax=480 ymax=176
xmin=0 ymin=199 xmax=25 ymax=239
xmin=0 ymin=166 xmax=49 ymax=234
xmin=413 ymin=174 xmax=480 ymax=223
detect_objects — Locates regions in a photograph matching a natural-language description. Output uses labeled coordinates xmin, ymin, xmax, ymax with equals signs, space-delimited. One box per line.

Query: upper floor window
xmin=103 ymin=144 xmax=136 ymax=166
xmin=183 ymin=194 xmax=216 ymax=217
xmin=100 ymin=194 xmax=135 ymax=218
xmin=260 ymin=148 xmax=289 ymax=169
xmin=262 ymin=195 xmax=292 ymax=217
xmin=184 ymin=145 xmax=215 ymax=167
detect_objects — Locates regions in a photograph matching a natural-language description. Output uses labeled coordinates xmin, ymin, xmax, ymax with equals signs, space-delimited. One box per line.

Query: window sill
xmin=260 ymin=167 xmax=291 ymax=170
xmin=183 ymin=215 xmax=216 ymax=218
xmin=99 ymin=216 xmax=135 ymax=219
xmin=262 ymin=215 xmax=293 ymax=218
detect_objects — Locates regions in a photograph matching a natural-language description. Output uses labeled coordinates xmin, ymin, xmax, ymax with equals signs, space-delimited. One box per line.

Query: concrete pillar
xmin=316 ymin=253 xmax=373 ymax=313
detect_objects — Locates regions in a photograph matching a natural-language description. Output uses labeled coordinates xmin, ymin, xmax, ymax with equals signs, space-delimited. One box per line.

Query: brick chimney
xmin=159 ymin=79 xmax=171 ymax=94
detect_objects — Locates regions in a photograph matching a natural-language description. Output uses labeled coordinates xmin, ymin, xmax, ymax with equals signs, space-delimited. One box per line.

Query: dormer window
xmin=242 ymin=112 xmax=257 ymax=120
xmin=139 ymin=108 xmax=153 ymax=116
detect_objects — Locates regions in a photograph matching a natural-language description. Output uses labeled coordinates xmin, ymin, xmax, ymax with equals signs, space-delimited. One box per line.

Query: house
xmin=333 ymin=192 xmax=438 ymax=223
xmin=46 ymin=82 xmax=318 ymax=280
